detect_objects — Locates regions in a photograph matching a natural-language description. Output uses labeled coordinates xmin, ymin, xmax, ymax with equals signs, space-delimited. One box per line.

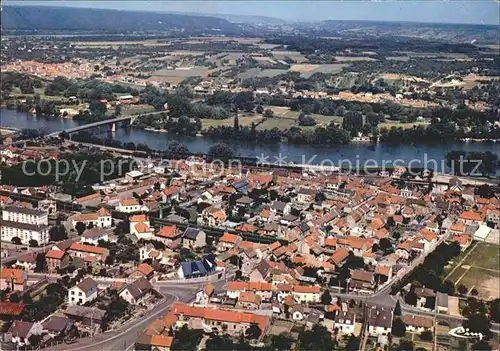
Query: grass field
xmin=334 ymin=56 xmax=377 ymax=62
xmin=256 ymin=118 xmax=296 ymax=131
xmin=271 ymin=50 xmax=308 ymax=63
xmin=379 ymin=121 xmax=429 ymax=130
xmin=121 ymin=104 xmax=155 ymax=115
xmin=257 ymin=106 xmax=343 ymax=131
xmin=447 ymin=241 xmax=500 ymax=301
xmin=290 ymin=63 xmax=348 ymax=78
xmin=201 ymin=115 xmax=263 ymax=129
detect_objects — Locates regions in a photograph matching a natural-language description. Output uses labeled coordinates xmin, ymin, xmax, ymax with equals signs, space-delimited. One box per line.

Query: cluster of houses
xmin=1 ymin=147 xmax=499 ymax=349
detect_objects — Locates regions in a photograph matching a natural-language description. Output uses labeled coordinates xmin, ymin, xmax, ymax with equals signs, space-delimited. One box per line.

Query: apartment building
xmin=1 ymin=206 xmax=49 ymax=245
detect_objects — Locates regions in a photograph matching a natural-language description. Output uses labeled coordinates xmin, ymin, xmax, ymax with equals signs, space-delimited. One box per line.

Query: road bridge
xmin=47 ymin=111 xmax=164 ymax=137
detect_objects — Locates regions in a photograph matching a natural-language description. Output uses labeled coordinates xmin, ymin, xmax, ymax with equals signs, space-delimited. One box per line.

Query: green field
xmin=379 ymin=121 xmax=429 ymax=130
xmin=256 ymin=118 xmax=296 ymax=131
xmin=447 ymin=242 xmax=500 ymax=301
xmin=121 ymin=105 xmax=155 ymax=115
xmin=201 ymin=115 xmax=263 ymax=129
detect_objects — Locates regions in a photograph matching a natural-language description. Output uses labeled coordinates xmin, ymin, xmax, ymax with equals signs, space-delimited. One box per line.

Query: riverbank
xmin=60 ymin=138 xmax=499 ymax=184
xmin=2 ymin=108 xmax=500 ymax=174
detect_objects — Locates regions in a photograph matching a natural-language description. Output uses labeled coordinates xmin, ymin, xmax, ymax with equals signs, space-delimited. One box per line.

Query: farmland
xmin=290 ymin=63 xmax=348 ymax=77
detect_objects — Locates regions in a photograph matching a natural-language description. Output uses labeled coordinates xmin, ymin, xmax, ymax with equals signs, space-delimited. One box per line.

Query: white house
xmin=71 ymin=207 xmax=112 ymax=229
xmin=402 ymin=315 xmax=433 ymax=333
xmin=130 ymin=215 xmax=153 ymax=240
xmin=367 ymin=305 xmax=393 ymax=336
xmin=80 ymin=228 xmax=109 ymax=245
xmin=292 ymin=285 xmax=321 ymax=304
xmin=68 ymin=278 xmax=98 ymax=305
xmin=198 ymin=190 xmax=223 ymax=205
xmin=117 ymin=198 xmax=142 ymax=213
xmin=334 ymin=310 xmax=356 ymax=334
xmin=195 ymin=284 xmax=215 ymax=306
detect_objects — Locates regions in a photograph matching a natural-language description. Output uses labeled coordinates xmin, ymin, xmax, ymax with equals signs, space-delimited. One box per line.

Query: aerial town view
xmin=0 ymin=1 xmax=499 ymax=350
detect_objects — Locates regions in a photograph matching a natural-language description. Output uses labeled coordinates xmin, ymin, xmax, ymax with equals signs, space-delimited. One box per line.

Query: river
xmin=2 ymin=108 xmax=499 ymax=172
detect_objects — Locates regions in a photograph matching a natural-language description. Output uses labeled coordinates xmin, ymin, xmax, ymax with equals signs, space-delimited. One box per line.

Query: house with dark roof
xmin=15 ymin=252 xmax=37 ymax=272
xmin=249 ymin=260 xmax=271 ymax=282
xmin=68 ymin=277 xmax=98 ymax=305
xmin=297 ymin=187 xmax=316 ymax=203
xmin=367 ymin=305 xmax=393 ymax=336
xmin=182 ymin=227 xmax=206 ymax=249
xmin=270 ymin=201 xmax=291 ymax=216
xmin=232 ymin=180 xmax=250 ymax=194
xmin=80 ymin=227 xmax=109 ymax=245
xmin=119 ymin=277 xmax=153 ymax=305
xmin=178 ymin=254 xmax=216 ymax=279
xmin=8 ymin=320 xmax=42 ymax=347
xmin=64 ymin=305 xmax=106 ymax=327
xmin=42 ymin=316 xmax=74 ymax=337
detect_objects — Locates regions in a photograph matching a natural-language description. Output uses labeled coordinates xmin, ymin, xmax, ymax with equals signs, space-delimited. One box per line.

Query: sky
xmin=5 ymin=1 xmax=500 ymax=25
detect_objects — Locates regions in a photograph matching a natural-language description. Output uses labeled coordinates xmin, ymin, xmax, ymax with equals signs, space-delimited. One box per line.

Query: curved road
xmin=45 ymin=275 xmax=229 ymax=351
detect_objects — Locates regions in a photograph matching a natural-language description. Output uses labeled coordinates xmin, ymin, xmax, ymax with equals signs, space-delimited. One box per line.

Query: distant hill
xmin=311 ymin=20 xmax=499 ymax=43
xmin=157 ymin=11 xmax=288 ymax=26
xmin=2 ymin=5 xmax=239 ymax=32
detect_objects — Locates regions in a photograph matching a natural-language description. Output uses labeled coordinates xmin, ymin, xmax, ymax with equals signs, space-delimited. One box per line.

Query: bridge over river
xmin=47 ymin=111 xmax=164 ymax=137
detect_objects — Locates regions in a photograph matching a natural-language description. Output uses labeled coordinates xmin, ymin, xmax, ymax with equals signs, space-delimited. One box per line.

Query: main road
xmin=45 ymin=273 xmax=230 ymax=351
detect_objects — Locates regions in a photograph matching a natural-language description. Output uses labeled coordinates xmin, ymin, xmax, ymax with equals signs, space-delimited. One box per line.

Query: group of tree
xmin=204 ymin=121 xmax=350 ymax=145
xmin=1 ymin=150 xmax=137 ymax=197
xmin=446 ymin=151 xmax=499 ymax=176
xmin=394 ymin=242 xmax=461 ymax=295
xmin=22 ymin=282 xmax=67 ymax=322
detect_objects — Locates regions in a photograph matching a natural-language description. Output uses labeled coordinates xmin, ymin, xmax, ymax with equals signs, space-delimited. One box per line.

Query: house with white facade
xmin=68 ymin=278 xmax=98 ymax=305
xmin=367 ymin=305 xmax=393 ymax=336
xmin=292 ymin=285 xmax=321 ymax=304
xmin=130 ymin=215 xmax=153 ymax=240
xmin=80 ymin=228 xmax=109 ymax=245
xmin=70 ymin=207 xmax=112 ymax=229
xmin=402 ymin=314 xmax=433 ymax=333
xmin=117 ymin=198 xmax=142 ymax=213
xmin=1 ymin=206 xmax=49 ymax=245
xmin=334 ymin=310 xmax=356 ymax=334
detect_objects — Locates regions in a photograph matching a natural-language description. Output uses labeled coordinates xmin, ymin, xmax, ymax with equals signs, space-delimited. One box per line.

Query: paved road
xmin=44 ymin=272 xmax=229 ymax=351
xmin=47 ymin=285 xmax=202 ymax=351
xmin=395 ymin=295 xmax=500 ymax=333
xmin=1 ymin=244 xmax=52 ymax=266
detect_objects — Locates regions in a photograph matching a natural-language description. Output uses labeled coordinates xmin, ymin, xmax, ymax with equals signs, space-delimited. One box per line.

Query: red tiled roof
xmin=220 ymin=233 xmax=239 ymax=244
xmin=121 ymin=198 xmax=139 ymax=206
xmin=130 ymin=214 xmax=148 ymax=222
xmin=45 ymin=250 xmax=65 ymax=260
xmin=227 ymin=281 xmax=248 ymax=291
xmin=459 ymin=211 xmax=483 ymax=221
xmin=70 ymin=243 xmax=106 ymax=255
xmin=157 ymin=225 xmax=178 ymax=238
xmin=0 ymin=268 xmax=25 ymax=284
xmin=329 ymin=247 xmax=350 ymax=265
xmin=293 ymin=285 xmax=320 ymax=294
xmin=137 ymin=263 xmax=154 ymax=276
xmin=0 ymin=302 xmax=25 ymax=316
xmin=151 ymin=335 xmax=173 ymax=348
